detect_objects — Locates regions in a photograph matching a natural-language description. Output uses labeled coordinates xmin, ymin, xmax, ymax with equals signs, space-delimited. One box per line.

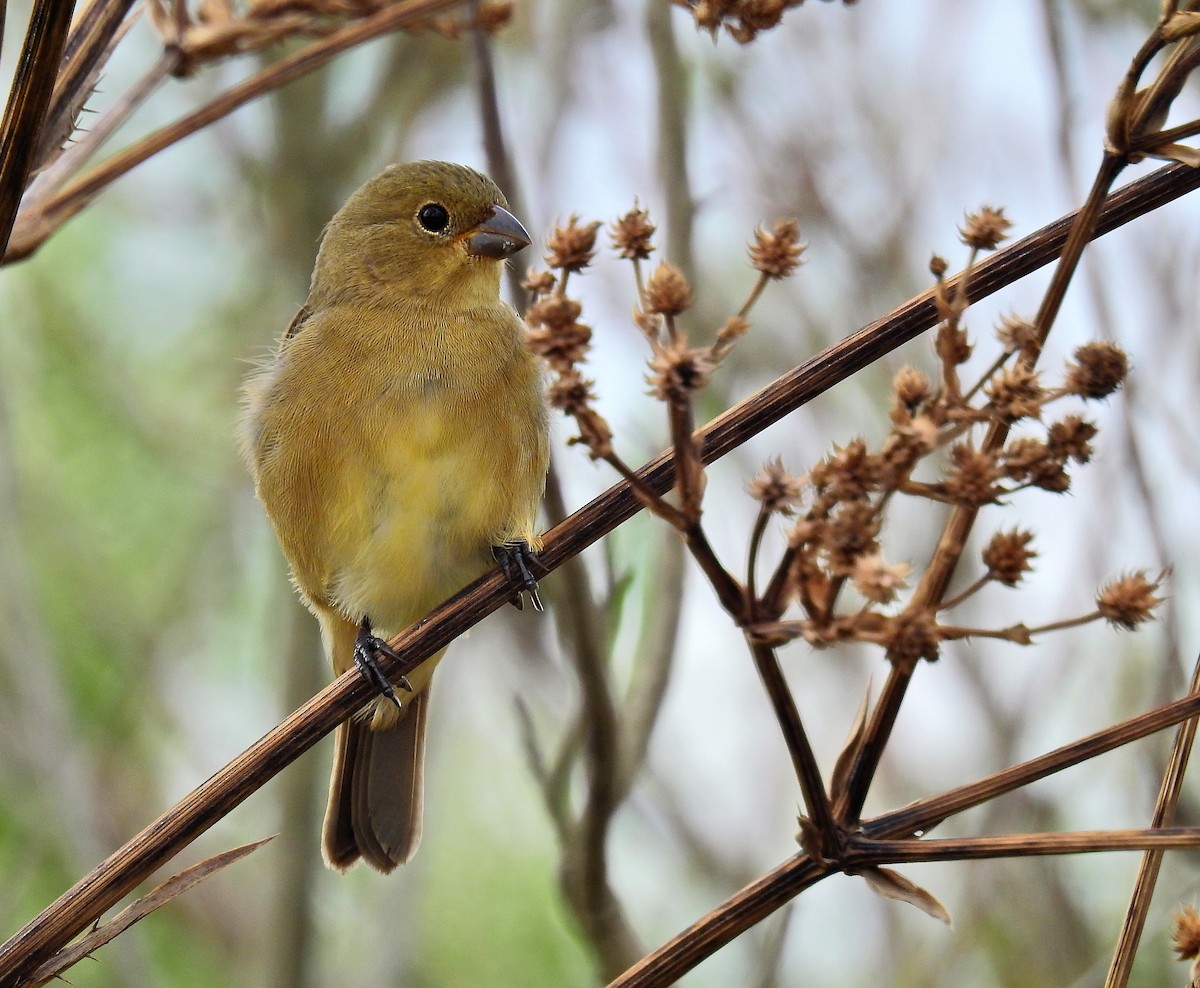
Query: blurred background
xmin=3 ymin=0 xmax=1200 ymax=985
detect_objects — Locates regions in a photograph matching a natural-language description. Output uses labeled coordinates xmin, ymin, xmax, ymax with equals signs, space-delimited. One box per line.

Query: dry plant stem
xmin=1104 ymin=653 xmax=1200 ymax=988
xmin=834 ymin=152 xmax=1130 ymax=826
xmin=3 ymin=0 xmax=466 ymax=264
xmin=848 ymin=828 xmax=1200 ymax=865
xmin=0 ymin=0 xmax=77 ymax=251
xmin=747 ymin=641 xmax=837 ymax=853
xmin=611 ymin=690 xmax=1200 ymax=988
xmin=1 ymin=160 xmax=1194 ymax=984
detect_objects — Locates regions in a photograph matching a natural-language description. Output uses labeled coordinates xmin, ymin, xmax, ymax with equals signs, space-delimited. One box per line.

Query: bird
xmin=239 ymin=160 xmax=549 ymax=872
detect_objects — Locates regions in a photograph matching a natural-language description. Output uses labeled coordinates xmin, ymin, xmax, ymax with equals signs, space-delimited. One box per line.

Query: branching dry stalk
xmin=2 ymin=159 xmax=1193 ymax=985
xmin=520 ymin=8 xmax=1200 ymax=986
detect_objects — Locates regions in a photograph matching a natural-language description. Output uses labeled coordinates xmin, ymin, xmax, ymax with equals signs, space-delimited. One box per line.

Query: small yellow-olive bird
xmin=240 ymin=160 xmax=549 ymax=872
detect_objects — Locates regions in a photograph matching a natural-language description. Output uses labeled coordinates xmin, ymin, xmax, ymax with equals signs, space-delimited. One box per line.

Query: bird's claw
xmin=493 ymin=541 xmax=544 ymax=612
xmin=353 ymin=618 xmax=413 ymax=710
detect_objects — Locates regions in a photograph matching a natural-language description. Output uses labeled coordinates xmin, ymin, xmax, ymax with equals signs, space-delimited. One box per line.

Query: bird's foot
xmin=493 ymin=541 xmax=544 ymax=612
xmin=353 ymin=617 xmax=413 ymax=711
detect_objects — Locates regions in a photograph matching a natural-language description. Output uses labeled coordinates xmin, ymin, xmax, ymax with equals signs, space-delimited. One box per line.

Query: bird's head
xmin=310 ymin=160 xmax=530 ymax=308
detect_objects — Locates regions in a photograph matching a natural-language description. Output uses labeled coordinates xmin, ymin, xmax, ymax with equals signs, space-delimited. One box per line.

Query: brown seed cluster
xmin=1172 ymin=905 xmax=1200 ymax=961
xmin=982 ymin=529 xmax=1037 ymax=586
xmin=545 ymin=216 xmax=602 ymax=274
xmin=1096 ymin=571 xmax=1163 ymax=630
xmin=610 ymin=206 xmax=656 ymax=261
xmin=1064 ymin=341 xmax=1129 ymax=398
xmin=644 ymin=261 xmax=693 ymax=316
xmin=748 ymin=458 xmax=804 ymax=515
xmin=749 ymin=219 xmax=807 ymax=279
xmin=958 ymin=206 xmax=1013 ymax=250
xmin=647 ymin=337 xmax=714 ymax=403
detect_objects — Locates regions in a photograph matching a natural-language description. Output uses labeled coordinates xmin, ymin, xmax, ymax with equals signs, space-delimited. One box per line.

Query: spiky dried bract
xmin=526 ymin=295 xmax=591 ymax=371
xmin=958 ymin=205 xmax=1012 ymax=250
xmin=997 ymin=313 xmax=1040 ymax=358
xmin=545 ymin=216 xmax=602 ymax=273
xmin=644 ymin=261 xmax=692 ymax=315
xmin=853 ymin=555 xmax=911 ymax=604
xmin=1048 ymin=416 xmax=1097 ymax=464
xmin=985 ymin=365 xmax=1044 ymax=422
xmin=648 ymin=337 xmax=714 ymax=402
xmin=691 ymin=0 xmax=809 ymax=43
xmin=824 ymin=501 xmax=881 ymax=574
xmin=1065 ymin=341 xmax=1128 ymax=398
xmin=749 ymin=219 xmax=806 ymax=279
xmin=893 ymin=365 xmax=932 ymax=411
xmin=936 ymin=324 xmax=972 ymax=367
xmin=611 ymin=206 xmax=656 ymax=260
xmin=982 ymin=529 xmax=1037 ymax=586
xmin=945 ymin=444 xmax=1001 ymax=505
xmin=1172 ymin=905 xmax=1200 ymax=961
xmin=521 ymin=269 xmax=556 ymax=297
xmin=547 ymin=370 xmax=613 ymax=460
xmin=810 ymin=439 xmax=881 ymax=503
xmin=1096 ymin=571 xmax=1163 ymax=630
xmin=1002 ymin=437 xmax=1070 ymax=493
xmin=886 ymin=610 xmax=941 ymax=667
xmin=748 ymin=458 xmax=804 ymax=515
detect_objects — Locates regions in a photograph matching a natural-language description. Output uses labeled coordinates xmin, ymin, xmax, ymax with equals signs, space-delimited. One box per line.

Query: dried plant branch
xmin=5 ymin=0 xmax=468 ymax=264
xmin=0 ymin=158 xmax=1193 ymax=986
xmin=1105 ymin=653 xmax=1200 ymax=987
xmin=0 ymin=0 xmax=77 ymax=251
xmin=26 ymin=838 xmax=273 ymax=987
xmin=611 ymin=689 xmax=1200 ymax=988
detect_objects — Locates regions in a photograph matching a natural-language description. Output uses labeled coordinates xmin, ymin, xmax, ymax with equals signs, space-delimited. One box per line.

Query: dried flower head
xmin=997 ymin=313 xmax=1040 ymax=358
xmin=1047 ymin=415 xmax=1097 ymax=464
xmin=936 ymin=324 xmax=972 ymax=367
xmin=1096 ymin=571 xmax=1163 ymax=630
xmin=958 ymin=206 xmax=1012 ymax=250
xmin=824 ymin=500 xmax=881 ymax=574
xmin=1064 ymin=341 xmax=1128 ymax=399
xmin=749 ymin=219 xmax=806 ymax=279
xmin=648 ymin=336 xmax=714 ymax=402
xmin=611 ymin=205 xmax=656 ymax=260
xmin=748 ymin=458 xmax=804 ymax=515
xmin=808 ymin=438 xmax=881 ymax=502
xmin=1172 ymin=905 xmax=1200 ymax=961
xmin=985 ymin=365 xmax=1044 ymax=422
xmin=885 ymin=610 xmax=942 ymax=667
xmin=546 ymin=370 xmax=612 ymax=460
xmin=893 ymin=365 xmax=932 ymax=411
xmin=545 ymin=216 xmax=602 ymax=273
xmin=521 ymin=269 xmax=556 ymax=297
xmin=644 ymin=261 xmax=692 ymax=315
xmin=982 ymin=529 xmax=1037 ymax=586
xmin=526 ymin=295 xmax=591 ymax=371
xmin=929 ymin=254 xmax=948 ymax=278
xmin=853 ymin=555 xmax=911 ymax=604
xmin=944 ymin=444 xmax=1001 ymax=506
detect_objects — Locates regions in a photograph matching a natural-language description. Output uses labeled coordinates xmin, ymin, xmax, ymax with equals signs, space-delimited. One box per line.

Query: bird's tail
xmin=317 ymin=609 xmax=442 ymax=872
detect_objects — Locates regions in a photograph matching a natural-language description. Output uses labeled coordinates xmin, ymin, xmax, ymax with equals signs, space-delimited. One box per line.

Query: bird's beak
xmin=464 ymin=204 xmax=531 ymax=259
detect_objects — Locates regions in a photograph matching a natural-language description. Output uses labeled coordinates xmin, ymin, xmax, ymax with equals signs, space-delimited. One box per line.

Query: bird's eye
xmin=417 ymin=203 xmax=450 ymax=233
